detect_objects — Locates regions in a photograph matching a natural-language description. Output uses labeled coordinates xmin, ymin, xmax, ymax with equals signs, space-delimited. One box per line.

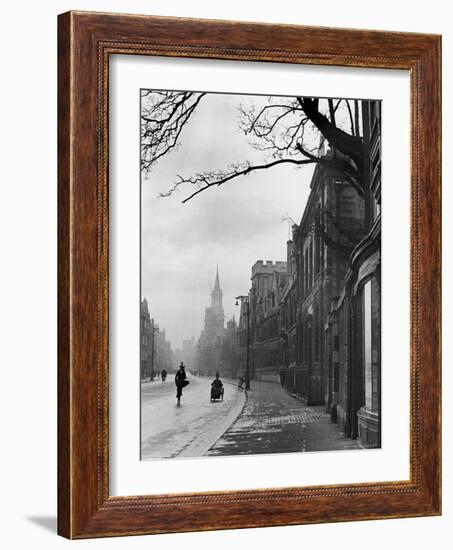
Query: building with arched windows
xmin=234 ymin=101 xmax=381 ymax=449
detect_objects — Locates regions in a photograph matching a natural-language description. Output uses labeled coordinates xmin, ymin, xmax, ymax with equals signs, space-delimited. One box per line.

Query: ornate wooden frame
xmin=58 ymin=11 xmax=441 ymax=539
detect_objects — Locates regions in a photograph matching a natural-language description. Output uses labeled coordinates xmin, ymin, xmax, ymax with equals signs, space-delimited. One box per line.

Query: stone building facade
xmin=279 ymin=242 xmax=298 ymax=383
xmin=236 ymin=298 xmax=250 ymax=380
xmin=234 ymin=101 xmax=381 ymax=448
xmin=140 ymin=298 xmax=173 ymax=380
xmin=325 ymin=100 xmax=381 ymax=447
xmin=220 ymin=317 xmax=239 ymax=378
xmin=277 ymin=156 xmax=365 ymax=405
xmin=249 ymin=261 xmax=288 ymax=382
xmin=140 ymin=298 xmax=153 ymax=380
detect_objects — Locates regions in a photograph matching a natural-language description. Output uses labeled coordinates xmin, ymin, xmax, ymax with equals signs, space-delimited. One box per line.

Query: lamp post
xmin=235 ymin=295 xmax=251 ymax=390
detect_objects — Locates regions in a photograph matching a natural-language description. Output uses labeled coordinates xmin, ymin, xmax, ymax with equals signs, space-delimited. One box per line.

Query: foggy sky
xmin=141 ymin=92 xmax=314 ymax=349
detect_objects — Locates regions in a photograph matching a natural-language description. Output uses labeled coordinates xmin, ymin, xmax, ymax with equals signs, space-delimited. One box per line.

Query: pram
xmin=210 ymin=384 xmax=224 ymax=401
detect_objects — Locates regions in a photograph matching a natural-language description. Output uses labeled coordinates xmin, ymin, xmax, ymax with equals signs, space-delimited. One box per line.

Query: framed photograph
xmin=58 ymin=11 xmax=441 ymax=538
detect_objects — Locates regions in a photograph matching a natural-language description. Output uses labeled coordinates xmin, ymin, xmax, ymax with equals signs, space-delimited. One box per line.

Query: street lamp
xmin=235 ymin=295 xmax=251 ymax=390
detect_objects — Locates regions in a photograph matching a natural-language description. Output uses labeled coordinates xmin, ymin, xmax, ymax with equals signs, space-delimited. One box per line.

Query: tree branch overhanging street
xmin=141 ymin=91 xmax=365 ymax=204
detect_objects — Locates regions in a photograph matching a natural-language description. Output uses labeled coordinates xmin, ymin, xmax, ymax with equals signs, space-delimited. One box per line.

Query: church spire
xmin=211 ymin=265 xmax=223 ymax=308
xmin=214 ymin=264 xmax=220 ymax=292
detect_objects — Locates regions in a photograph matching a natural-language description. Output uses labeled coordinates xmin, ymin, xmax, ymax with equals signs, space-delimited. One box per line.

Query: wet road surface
xmin=141 ymin=374 xmax=245 ymax=459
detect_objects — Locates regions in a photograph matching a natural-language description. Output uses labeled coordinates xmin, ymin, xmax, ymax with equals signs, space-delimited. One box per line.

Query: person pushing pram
xmin=210 ymin=372 xmax=224 ymax=401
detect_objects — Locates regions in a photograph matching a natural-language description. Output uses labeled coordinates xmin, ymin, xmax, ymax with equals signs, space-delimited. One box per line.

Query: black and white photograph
xmin=140 ymin=89 xmax=382 ymax=460
xmin=2 ymin=0 xmax=447 ymax=546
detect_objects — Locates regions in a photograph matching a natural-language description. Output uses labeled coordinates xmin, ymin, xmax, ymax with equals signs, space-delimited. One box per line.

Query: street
xmin=141 ymin=376 xmax=359 ymax=459
xmin=141 ymin=374 xmax=245 ymax=459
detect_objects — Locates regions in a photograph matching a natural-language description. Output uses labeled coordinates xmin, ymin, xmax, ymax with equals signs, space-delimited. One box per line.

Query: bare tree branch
xmin=167 ymin=158 xmax=318 ymax=203
xmin=328 ymin=99 xmax=336 ymax=127
xmin=343 ymin=99 xmax=356 ymax=136
xmin=354 ymin=99 xmax=360 ymax=137
xmin=141 ymin=91 xmax=206 ymax=171
xmin=140 ymin=91 xmax=369 ymax=207
xmin=295 ymin=142 xmax=364 ymax=197
xmin=298 ymin=97 xmax=363 ymax=170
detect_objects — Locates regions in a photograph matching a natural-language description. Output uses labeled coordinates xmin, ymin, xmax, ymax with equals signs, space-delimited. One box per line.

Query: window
xmin=314 ymin=306 xmax=319 ymax=361
xmin=334 ymin=363 xmax=339 ymax=393
xmin=304 ymin=249 xmax=308 ymax=292
xmin=299 ymin=254 xmax=304 ymax=296
xmin=362 ymin=280 xmax=373 ymax=410
xmin=315 ymin=206 xmax=322 ymax=274
xmin=310 ymin=240 xmax=314 ymax=287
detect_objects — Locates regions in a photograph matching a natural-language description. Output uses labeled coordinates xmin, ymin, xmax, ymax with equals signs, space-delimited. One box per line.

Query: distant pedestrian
xmin=161 ymin=368 xmax=167 ymax=382
xmin=175 ymin=362 xmax=189 ymax=405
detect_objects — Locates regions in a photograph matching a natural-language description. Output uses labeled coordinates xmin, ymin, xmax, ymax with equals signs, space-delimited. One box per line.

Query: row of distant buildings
xmin=196 ymin=100 xmax=381 ymax=449
xmin=140 ymin=298 xmax=173 ymax=380
xmin=140 ymin=299 xmax=200 ymax=379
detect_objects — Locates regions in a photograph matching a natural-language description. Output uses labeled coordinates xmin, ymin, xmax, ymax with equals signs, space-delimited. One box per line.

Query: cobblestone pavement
xmin=207 ymin=380 xmax=359 ymax=456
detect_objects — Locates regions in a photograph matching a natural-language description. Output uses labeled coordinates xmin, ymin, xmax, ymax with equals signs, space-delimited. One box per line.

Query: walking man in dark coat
xmin=175 ymin=362 xmax=189 ymax=405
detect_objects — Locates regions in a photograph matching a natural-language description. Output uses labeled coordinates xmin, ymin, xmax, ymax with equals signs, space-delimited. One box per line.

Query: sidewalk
xmin=207 ymin=380 xmax=359 ymax=456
